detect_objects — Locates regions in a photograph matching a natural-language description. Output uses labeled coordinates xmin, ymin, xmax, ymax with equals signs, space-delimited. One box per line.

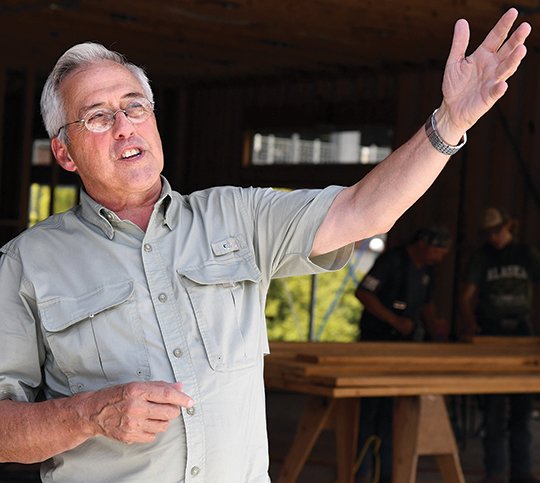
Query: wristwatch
xmin=425 ymin=108 xmax=467 ymax=156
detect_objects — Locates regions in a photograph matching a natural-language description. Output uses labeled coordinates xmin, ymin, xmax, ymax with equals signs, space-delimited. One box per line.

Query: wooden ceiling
xmin=2 ymin=0 xmax=540 ymax=82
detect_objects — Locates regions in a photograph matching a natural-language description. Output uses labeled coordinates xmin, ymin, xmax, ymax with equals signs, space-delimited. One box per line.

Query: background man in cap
xmin=354 ymin=224 xmax=452 ymax=482
xmin=461 ymin=207 xmax=540 ymax=483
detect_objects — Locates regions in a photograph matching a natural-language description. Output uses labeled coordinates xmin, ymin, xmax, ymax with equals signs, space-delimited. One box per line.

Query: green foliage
xmin=266 ymin=265 xmax=364 ymax=342
xmin=28 ymin=183 xmax=51 ymax=227
xmin=53 ymin=186 xmax=78 ymax=215
xmin=28 ymin=184 xmax=78 ymax=227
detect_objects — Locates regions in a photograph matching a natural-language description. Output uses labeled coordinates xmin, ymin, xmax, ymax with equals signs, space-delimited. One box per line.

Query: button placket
xmin=140 ymin=227 xmax=205 ymax=480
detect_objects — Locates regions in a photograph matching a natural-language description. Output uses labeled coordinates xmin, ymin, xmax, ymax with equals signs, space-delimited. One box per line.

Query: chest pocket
xmin=38 ymin=281 xmax=150 ymax=393
xmin=179 ymin=257 xmax=263 ymax=372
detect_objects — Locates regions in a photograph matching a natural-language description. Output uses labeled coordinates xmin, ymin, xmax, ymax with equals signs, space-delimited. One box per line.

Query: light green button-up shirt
xmin=0 ymin=178 xmax=352 ymax=483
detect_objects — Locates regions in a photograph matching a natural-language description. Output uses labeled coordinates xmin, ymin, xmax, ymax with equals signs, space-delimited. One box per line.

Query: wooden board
xmin=265 ymin=340 xmax=540 ymax=398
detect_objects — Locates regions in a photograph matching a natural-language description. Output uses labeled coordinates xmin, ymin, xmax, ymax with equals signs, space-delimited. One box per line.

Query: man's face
xmin=424 ymin=245 xmax=449 ymax=265
xmin=52 ymin=60 xmax=164 ymax=206
xmin=485 ymin=222 xmax=513 ymax=250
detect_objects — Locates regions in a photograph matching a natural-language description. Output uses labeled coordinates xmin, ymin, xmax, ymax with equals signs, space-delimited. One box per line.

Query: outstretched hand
xmin=440 ymin=8 xmax=531 ymax=136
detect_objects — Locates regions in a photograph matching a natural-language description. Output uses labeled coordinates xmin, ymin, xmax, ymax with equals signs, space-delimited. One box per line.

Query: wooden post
xmin=277 ymin=396 xmax=335 ymax=483
xmin=334 ymin=398 xmax=360 ymax=483
xmin=277 ymin=396 xmax=360 ymax=483
xmin=393 ymin=395 xmax=465 ymax=483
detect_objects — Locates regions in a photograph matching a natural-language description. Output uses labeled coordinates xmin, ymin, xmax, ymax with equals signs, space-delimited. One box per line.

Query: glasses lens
xmin=86 ymin=110 xmax=114 ymax=133
xmin=125 ymin=99 xmax=153 ymax=123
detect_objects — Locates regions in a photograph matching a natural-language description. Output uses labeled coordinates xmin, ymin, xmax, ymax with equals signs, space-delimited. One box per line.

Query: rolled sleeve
xmin=251 ymin=185 xmax=353 ymax=279
xmin=0 ymin=249 xmax=43 ymax=402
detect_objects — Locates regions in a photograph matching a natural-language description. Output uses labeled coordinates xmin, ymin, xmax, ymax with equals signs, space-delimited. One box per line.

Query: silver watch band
xmin=425 ymin=108 xmax=467 ymax=156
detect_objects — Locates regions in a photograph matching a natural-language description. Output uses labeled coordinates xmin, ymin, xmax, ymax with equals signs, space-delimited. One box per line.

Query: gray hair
xmin=40 ymin=42 xmax=154 ymax=143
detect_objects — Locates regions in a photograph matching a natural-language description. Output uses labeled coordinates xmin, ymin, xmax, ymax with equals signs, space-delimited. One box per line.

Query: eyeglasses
xmin=56 ymin=97 xmax=155 ymax=137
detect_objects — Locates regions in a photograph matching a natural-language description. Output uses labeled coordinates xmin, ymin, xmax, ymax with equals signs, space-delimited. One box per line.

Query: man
xmin=356 ymin=224 xmax=452 ymax=342
xmin=461 ymin=207 xmax=540 ymax=483
xmin=0 ymin=9 xmax=530 ymax=483
xmin=354 ymin=225 xmax=451 ymax=483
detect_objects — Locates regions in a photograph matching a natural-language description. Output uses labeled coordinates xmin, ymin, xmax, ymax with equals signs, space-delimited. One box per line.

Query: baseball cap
xmin=481 ymin=207 xmax=509 ymax=232
xmin=413 ymin=224 xmax=452 ymax=248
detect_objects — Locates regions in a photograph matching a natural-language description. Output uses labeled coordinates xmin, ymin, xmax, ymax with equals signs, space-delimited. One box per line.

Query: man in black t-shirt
xmin=354 ymin=225 xmax=451 ymax=483
xmin=461 ymin=208 xmax=540 ymax=483
xmin=357 ymin=225 xmax=451 ymax=343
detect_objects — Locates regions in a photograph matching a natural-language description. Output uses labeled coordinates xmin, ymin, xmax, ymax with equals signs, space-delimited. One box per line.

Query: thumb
xmin=447 ymin=18 xmax=470 ymax=65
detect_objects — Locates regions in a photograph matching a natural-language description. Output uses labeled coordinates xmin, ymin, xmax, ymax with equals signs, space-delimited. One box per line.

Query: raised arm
xmin=312 ymin=9 xmax=531 ymax=256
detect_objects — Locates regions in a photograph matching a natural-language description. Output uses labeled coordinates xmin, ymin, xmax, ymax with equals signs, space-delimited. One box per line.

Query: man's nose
xmin=111 ymin=111 xmax=135 ymax=138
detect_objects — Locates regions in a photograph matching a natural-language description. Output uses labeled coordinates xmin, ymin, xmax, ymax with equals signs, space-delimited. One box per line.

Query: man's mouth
xmin=121 ymin=148 xmax=142 ymax=160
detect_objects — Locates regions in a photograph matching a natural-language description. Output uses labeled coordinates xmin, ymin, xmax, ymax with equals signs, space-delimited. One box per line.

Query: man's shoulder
xmin=1 ymin=209 xmax=78 ymax=257
xmin=179 ymin=185 xmax=252 ymax=201
xmin=177 ymin=185 xmax=276 ymax=212
xmin=364 ymin=246 xmax=407 ymax=279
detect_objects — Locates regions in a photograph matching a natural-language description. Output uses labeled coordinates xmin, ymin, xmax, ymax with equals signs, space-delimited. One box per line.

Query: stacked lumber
xmin=264 ymin=338 xmax=540 ymax=397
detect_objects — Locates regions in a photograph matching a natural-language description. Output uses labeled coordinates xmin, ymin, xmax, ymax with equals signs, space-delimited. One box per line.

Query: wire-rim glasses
xmin=55 ymin=98 xmax=155 ymax=138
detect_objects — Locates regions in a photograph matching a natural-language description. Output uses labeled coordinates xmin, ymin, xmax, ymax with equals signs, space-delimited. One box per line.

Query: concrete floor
xmin=1 ymin=391 xmax=539 ymax=482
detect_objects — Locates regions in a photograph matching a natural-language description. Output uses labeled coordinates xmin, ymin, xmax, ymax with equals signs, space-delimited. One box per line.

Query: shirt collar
xmin=79 ymin=176 xmax=178 ymax=238
xmin=159 ymin=177 xmax=178 ymax=230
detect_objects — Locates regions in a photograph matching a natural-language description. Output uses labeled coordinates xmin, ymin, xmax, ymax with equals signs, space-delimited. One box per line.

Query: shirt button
xmin=186 ymin=406 xmax=195 ymax=416
xmin=143 ymin=243 xmax=152 ymax=252
xmin=158 ymin=293 xmax=167 ymax=303
xmin=173 ymin=348 xmax=182 ymax=358
xmin=190 ymin=466 xmax=200 ymax=477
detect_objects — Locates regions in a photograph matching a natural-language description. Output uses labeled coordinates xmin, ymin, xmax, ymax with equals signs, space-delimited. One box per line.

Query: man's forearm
xmin=0 ymin=396 xmax=95 ymax=464
xmin=357 ymin=290 xmax=401 ymax=329
xmin=312 ymin=126 xmax=451 ymax=256
xmin=0 ymin=381 xmax=192 ymax=463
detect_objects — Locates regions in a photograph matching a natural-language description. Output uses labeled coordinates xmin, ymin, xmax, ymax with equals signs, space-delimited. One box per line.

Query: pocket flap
xmin=39 ymin=281 xmax=135 ymax=332
xmin=180 ymin=258 xmax=261 ymax=286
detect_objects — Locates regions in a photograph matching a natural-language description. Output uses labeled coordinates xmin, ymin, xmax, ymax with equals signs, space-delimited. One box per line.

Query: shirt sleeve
xmin=0 ymin=247 xmax=44 ymax=402
xmin=248 ymin=186 xmax=354 ymax=279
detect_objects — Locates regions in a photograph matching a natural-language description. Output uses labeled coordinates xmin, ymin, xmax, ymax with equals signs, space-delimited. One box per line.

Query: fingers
xmin=109 ymin=404 xmax=177 ymax=444
xmin=487 ymin=38 xmax=528 ymax=102
xmin=496 ymin=21 xmax=531 ymax=59
xmin=497 ymin=42 xmax=528 ymax=81
xmin=89 ymin=381 xmax=194 ymax=444
xmin=132 ymin=380 xmax=194 ymax=408
xmin=481 ymin=8 xmax=519 ymax=54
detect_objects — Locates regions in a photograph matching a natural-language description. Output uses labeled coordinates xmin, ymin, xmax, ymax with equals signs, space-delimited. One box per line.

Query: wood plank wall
xmin=179 ymin=52 xmax=540 ymax=332
xmin=1 ymin=51 xmax=539 ymax=333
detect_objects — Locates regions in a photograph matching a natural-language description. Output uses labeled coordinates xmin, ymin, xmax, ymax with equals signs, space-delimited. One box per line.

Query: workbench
xmin=264 ymin=338 xmax=540 ymax=483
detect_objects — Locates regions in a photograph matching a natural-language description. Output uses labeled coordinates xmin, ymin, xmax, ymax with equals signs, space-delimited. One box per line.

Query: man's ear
xmin=51 ymin=137 xmax=77 ymax=173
